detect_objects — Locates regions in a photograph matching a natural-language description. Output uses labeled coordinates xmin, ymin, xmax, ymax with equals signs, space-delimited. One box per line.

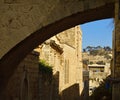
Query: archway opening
xmin=37 ymin=18 xmax=114 ymax=99
xmin=0 ymin=2 xmax=115 ymax=97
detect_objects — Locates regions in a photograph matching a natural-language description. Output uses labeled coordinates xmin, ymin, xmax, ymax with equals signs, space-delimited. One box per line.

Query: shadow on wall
xmin=39 ymin=70 xmax=85 ymax=100
xmin=0 ymin=52 xmax=39 ymax=100
xmin=60 ymin=83 xmax=89 ymax=100
xmin=89 ymin=75 xmax=112 ymax=100
xmin=39 ymin=71 xmax=60 ymax=100
xmin=80 ymin=80 xmax=89 ymax=100
xmin=60 ymin=83 xmax=80 ymax=100
xmin=0 ymin=52 xmax=89 ymax=100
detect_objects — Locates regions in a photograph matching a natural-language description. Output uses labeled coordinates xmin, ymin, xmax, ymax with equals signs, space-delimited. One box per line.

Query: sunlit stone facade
xmin=35 ymin=26 xmax=83 ymax=98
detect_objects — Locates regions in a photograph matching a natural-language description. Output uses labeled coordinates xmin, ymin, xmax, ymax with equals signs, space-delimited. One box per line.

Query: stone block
xmin=116 ymin=40 xmax=120 ymax=51
xmin=116 ymin=53 xmax=120 ymax=63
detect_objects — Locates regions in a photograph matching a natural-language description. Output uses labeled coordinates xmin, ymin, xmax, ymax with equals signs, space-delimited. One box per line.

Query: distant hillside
xmin=83 ymin=46 xmax=112 ymax=57
xmin=82 ymin=46 xmax=112 ymax=69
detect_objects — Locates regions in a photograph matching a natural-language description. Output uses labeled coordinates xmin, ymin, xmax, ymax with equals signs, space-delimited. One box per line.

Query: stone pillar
xmin=113 ymin=0 xmax=120 ymax=99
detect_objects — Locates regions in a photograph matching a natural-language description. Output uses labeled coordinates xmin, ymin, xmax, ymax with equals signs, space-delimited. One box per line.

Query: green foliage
xmin=90 ymin=77 xmax=112 ymax=100
xmin=39 ymin=60 xmax=53 ymax=75
xmin=90 ymin=50 xmax=99 ymax=56
xmin=89 ymin=61 xmax=94 ymax=64
xmin=90 ymin=49 xmax=105 ymax=56
xmin=104 ymin=46 xmax=111 ymax=51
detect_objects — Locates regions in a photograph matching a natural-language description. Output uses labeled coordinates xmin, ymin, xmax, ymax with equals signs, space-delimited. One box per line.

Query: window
xmin=64 ymin=59 xmax=69 ymax=84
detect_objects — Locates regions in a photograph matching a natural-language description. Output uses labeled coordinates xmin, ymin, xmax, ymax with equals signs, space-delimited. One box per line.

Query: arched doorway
xmin=21 ymin=78 xmax=28 ymax=100
xmin=21 ymin=70 xmax=29 ymax=100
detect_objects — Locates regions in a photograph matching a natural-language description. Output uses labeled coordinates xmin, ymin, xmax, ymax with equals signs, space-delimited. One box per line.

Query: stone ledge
xmin=31 ymin=51 xmax=39 ymax=56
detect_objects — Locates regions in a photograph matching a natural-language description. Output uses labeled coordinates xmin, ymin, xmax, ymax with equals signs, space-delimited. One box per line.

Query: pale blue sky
xmin=80 ymin=18 xmax=114 ymax=49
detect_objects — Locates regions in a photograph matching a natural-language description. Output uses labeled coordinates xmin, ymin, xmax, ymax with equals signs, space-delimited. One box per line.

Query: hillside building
xmin=88 ymin=64 xmax=111 ymax=95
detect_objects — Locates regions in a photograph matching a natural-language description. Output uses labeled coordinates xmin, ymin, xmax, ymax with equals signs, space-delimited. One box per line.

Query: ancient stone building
xmin=1 ymin=51 xmax=39 ymax=100
xmin=88 ymin=64 xmax=111 ymax=95
xmin=35 ymin=25 xmax=83 ymax=99
xmin=3 ymin=1 xmax=120 ymax=100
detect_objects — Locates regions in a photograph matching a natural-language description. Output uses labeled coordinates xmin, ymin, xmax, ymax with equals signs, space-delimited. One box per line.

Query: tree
xmin=104 ymin=46 xmax=111 ymax=51
xmin=90 ymin=50 xmax=99 ymax=56
xmin=83 ymin=49 xmax=86 ymax=52
xmin=95 ymin=46 xmax=102 ymax=50
xmin=86 ymin=46 xmax=93 ymax=52
xmin=39 ymin=59 xmax=53 ymax=75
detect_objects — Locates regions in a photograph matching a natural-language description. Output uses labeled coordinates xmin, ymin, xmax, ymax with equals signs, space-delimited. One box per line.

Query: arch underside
xmin=0 ymin=2 xmax=114 ymax=93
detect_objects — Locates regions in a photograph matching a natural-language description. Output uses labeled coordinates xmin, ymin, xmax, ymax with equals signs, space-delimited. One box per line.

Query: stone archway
xmin=0 ymin=0 xmax=115 ymax=95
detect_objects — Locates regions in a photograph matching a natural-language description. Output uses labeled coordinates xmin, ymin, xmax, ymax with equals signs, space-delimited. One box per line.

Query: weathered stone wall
xmin=60 ymin=83 xmax=80 ymax=100
xmin=1 ymin=51 xmax=39 ymax=100
xmin=39 ymin=72 xmax=52 ymax=100
xmin=112 ymin=0 xmax=120 ymax=99
xmin=57 ymin=27 xmax=76 ymax=47
xmin=39 ymin=70 xmax=60 ymax=100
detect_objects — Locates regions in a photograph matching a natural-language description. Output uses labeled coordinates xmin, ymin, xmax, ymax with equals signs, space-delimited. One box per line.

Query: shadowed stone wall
xmin=112 ymin=0 xmax=120 ymax=99
xmin=39 ymin=69 xmax=60 ymax=100
xmin=1 ymin=51 xmax=39 ymax=100
xmin=60 ymin=83 xmax=80 ymax=100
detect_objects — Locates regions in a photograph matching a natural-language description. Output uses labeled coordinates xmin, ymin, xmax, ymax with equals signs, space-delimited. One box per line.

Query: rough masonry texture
xmin=112 ymin=1 xmax=120 ymax=100
xmin=0 ymin=0 xmax=119 ymax=99
xmin=1 ymin=51 xmax=39 ymax=100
